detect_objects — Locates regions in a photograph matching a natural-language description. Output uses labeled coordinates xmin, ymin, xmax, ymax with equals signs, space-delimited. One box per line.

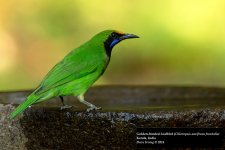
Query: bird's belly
xmin=57 ymin=73 xmax=99 ymax=96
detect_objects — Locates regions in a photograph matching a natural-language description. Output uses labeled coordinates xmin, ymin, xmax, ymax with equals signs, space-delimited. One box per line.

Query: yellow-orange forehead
xmin=115 ymin=31 xmax=125 ymax=35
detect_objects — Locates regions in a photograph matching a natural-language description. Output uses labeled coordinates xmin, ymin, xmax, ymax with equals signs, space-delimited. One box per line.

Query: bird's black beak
xmin=119 ymin=33 xmax=139 ymax=41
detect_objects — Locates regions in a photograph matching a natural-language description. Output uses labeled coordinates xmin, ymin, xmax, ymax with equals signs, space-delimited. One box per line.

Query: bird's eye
xmin=111 ymin=33 xmax=116 ymax=38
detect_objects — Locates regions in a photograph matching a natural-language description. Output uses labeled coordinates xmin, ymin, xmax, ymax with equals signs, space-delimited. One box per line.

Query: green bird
xmin=10 ymin=30 xmax=139 ymax=119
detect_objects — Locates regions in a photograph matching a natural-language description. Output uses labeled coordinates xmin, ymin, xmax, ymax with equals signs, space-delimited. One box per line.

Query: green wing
xmin=35 ymin=50 xmax=98 ymax=95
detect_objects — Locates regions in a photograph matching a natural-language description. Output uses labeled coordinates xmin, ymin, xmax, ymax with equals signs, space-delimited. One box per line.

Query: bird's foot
xmin=60 ymin=105 xmax=73 ymax=110
xmin=86 ymin=106 xmax=102 ymax=112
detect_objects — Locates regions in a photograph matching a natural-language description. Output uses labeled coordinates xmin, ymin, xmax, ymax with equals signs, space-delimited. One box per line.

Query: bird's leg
xmin=59 ymin=96 xmax=72 ymax=110
xmin=77 ymin=95 xmax=101 ymax=112
xmin=60 ymin=96 xmax=65 ymax=105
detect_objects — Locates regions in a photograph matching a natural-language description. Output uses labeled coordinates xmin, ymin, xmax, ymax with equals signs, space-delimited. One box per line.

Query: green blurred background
xmin=1 ymin=0 xmax=225 ymax=91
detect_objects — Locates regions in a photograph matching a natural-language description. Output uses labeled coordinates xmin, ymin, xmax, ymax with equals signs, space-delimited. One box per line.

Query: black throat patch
xmin=104 ymin=35 xmax=114 ymax=57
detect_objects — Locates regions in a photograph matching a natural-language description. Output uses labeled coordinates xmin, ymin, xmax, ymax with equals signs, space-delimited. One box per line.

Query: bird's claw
xmin=86 ymin=106 xmax=101 ymax=112
xmin=60 ymin=105 xmax=73 ymax=110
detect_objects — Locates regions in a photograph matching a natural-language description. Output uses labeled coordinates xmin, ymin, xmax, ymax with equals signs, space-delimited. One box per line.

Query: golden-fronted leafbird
xmin=10 ymin=30 xmax=139 ymax=119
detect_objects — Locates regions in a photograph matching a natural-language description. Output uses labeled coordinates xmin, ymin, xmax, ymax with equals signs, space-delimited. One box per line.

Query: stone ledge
xmin=1 ymin=86 xmax=225 ymax=149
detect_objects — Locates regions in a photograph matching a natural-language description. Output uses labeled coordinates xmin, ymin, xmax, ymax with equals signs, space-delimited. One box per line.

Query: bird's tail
xmin=9 ymin=93 xmax=40 ymax=119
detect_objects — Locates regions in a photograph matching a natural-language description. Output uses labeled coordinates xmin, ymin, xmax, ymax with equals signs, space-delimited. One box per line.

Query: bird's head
xmin=92 ymin=30 xmax=139 ymax=57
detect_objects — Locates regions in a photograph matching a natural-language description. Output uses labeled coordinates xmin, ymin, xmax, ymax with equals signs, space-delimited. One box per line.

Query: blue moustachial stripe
xmin=110 ymin=39 xmax=120 ymax=49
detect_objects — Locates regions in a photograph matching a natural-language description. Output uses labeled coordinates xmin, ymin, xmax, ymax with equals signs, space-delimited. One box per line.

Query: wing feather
xmin=35 ymin=51 xmax=98 ymax=95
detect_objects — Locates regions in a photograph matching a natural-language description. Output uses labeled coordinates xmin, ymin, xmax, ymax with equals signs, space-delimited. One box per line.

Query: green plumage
xmin=10 ymin=30 xmax=139 ymax=119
